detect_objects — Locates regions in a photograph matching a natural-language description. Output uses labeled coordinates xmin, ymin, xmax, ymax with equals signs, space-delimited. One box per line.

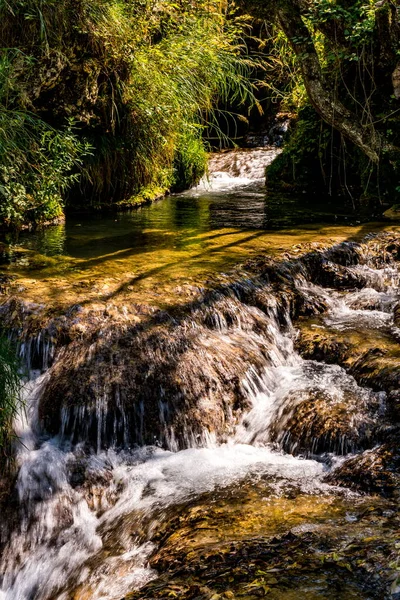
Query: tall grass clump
xmin=79 ymin=0 xmax=260 ymax=204
xmin=0 ymin=337 xmax=21 ymax=472
xmin=0 ymin=0 xmax=261 ymax=220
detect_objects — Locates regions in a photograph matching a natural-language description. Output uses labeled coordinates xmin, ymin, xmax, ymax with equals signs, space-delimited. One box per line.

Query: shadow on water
xmin=0 ymin=182 xmax=393 ymax=312
xmin=2 ymin=187 xmax=379 ymax=261
xmin=0 ymin=172 xmax=398 ymax=600
xmin=11 ymin=219 xmax=396 ymax=600
xmin=98 ymin=215 xmax=392 ymax=305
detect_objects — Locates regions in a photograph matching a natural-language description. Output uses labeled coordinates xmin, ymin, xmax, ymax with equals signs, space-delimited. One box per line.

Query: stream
xmin=0 ymin=148 xmax=400 ymax=600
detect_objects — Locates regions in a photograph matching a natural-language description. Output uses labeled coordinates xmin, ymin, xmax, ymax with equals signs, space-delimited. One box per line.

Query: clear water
xmin=0 ymin=149 xmax=398 ymax=600
xmin=2 ymin=149 xmax=362 ymax=263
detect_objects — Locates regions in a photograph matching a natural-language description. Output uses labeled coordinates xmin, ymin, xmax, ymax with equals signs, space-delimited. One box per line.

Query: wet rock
xmin=394 ymin=302 xmax=400 ymax=327
xmin=38 ymin=298 xmax=281 ymax=451
xmin=326 ymin=443 xmax=400 ymax=497
xmin=3 ymin=231 xmax=400 ymax=599
xmin=247 ymin=261 xmax=329 ymax=319
xmin=296 ymin=323 xmax=400 ymax=395
xmin=269 ymin=387 xmax=378 ymax=456
xmin=295 ymin=324 xmax=351 ymax=365
xmin=316 ymin=261 xmax=366 ymax=289
xmin=4 ymin=231 xmax=400 ymax=454
xmin=21 ymin=232 xmax=400 ymax=452
xmin=349 ymin=348 xmax=400 ymax=393
xmin=121 ymin=491 xmax=396 ymax=600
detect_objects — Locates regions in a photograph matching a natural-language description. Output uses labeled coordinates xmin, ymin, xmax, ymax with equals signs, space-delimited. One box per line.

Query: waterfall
xmin=0 ymin=161 xmax=400 ymax=598
xmin=186 ymin=147 xmax=281 ymax=193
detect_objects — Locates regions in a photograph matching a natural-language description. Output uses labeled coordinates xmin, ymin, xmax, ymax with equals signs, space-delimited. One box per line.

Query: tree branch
xmin=275 ymin=0 xmax=382 ymax=163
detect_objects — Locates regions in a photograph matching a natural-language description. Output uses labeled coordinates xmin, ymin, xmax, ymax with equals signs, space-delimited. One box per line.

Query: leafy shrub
xmin=172 ymin=130 xmax=208 ymax=193
xmin=0 ymin=111 xmax=91 ymax=228
xmin=0 ymin=0 xmax=259 ymax=220
xmin=263 ymin=0 xmax=400 ymax=206
xmin=0 ymin=49 xmax=91 ymax=228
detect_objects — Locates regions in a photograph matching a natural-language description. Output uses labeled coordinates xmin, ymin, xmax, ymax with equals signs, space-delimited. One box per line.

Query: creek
xmin=0 ymin=149 xmax=399 ymax=600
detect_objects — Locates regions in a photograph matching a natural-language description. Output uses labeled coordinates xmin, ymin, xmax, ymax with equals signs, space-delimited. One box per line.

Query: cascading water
xmin=0 ymin=303 xmax=328 ymax=600
xmin=190 ymin=147 xmax=281 ymax=192
xmin=1 ymin=150 xmax=400 ymax=600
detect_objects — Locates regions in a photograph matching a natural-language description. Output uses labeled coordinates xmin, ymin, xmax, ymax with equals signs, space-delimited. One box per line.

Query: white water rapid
xmin=186 ymin=147 xmax=281 ymax=193
xmin=1 ymin=152 xmax=399 ymax=600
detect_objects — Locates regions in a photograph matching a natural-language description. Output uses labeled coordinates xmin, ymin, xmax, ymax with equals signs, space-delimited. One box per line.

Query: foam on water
xmin=2 ymin=256 xmax=399 ymax=599
xmin=185 ymin=147 xmax=281 ymax=195
xmin=1 ymin=158 xmax=400 ymax=600
xmin=191 ymin=171 xmax=262 ymax=193
xmin=1 ymin=433 xmax=325 ymax=600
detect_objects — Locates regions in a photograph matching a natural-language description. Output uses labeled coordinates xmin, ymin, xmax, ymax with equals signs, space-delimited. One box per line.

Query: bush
xmin=0 ymin=110 xmax=91 ymax=228
xmin=0 ymin=0 xmax=259 ymax=220
xmin=172 ymin=131 xmax=208 ymax=193
xmin=267 ymin=104 xmax=400 ymax=208
xmin=0 ymin=49 xmax=91 ymax=228
xmin=266 ymin=105 xmax=332 ymax=194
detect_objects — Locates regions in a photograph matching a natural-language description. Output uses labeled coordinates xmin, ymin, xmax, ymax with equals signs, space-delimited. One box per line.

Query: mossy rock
xmin=383 ymin=205 xmax=400 ymax=221
xmin=295 ymin=321 xmax=400 ymax=395
xmin=122 ymin=490 xmax=397 ymax=600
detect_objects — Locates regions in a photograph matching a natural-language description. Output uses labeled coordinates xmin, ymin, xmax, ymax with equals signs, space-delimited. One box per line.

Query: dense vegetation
xmin=0 ymin=0 xmax=257 ymax=228
xmin=0 ymin=0 xmax=399 ymax=228
xmin=241 ymin=0 xmax=400 ymax=206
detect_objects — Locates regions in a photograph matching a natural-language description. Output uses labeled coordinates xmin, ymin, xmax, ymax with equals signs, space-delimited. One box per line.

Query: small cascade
xmin=236 ymin=361 xmax=383 ymax=455
xmin=187 ymin=147 xmax=281 ymax=193
xmin=0 ymin=302 xmax=57 ymax=374
xmin=0 ymin=231 xmax=400 ymax=598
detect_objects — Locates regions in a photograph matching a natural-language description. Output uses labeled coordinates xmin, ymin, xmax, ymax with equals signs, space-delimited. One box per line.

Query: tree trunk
xmin=275 ymin=0 xmax=382 ymax=163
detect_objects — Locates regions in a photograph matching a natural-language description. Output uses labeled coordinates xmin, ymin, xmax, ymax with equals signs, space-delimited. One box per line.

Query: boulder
xmin=38 ymin=298 xmax=280 ymax=451
xmin=269 ymin=387 xmax=378 ymax=456
xmin=326 ymin=443 xmax=400 ymax=497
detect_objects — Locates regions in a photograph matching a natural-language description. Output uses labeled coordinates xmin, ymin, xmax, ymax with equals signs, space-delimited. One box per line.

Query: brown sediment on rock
xmin=295 ymin=316 xmax=400 ymax=405
xmin=296 ymin=324 xmax=400 ymax=386
xmin=269 ymin=388 xmax=379 ymax=456
xmin=38 ymin=291 xmax=289 ymax=450
xmin=350 ymin=349 xmax=400 ymax=394
xmin=1 ymin=231 xmax=400 ymax=452
xmin=326 ymin=442 xmax=400 ymax=497
xmin=295 ymin=323 xmax=352 ymax=365
xmin=119 ymin=484 xmax=398 ymax=600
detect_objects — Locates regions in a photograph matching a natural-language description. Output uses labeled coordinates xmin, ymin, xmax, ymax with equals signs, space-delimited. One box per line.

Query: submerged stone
xmin=120 ymin=483 xmax=398 ymax=600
